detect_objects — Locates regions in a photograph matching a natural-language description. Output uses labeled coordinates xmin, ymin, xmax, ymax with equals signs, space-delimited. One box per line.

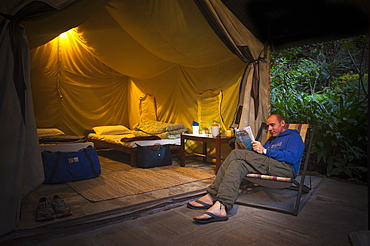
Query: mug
xmin=192 ymin=125 xmax=199 ymax=135
xmin=210 ymin=126 xmax=220 ymax=137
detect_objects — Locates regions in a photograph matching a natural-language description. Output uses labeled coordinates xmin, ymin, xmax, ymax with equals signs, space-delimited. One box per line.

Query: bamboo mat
xmin=68 ymin=166 xmax=214 ymax=202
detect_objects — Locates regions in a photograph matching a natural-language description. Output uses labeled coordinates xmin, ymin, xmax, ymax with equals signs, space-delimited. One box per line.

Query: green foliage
xmin=332 ymin=72 xmax=368 ymax=96
xmin=311 ymin=92 xmax=367 ymax=179
xmin=270 ymin=35 xmax=368 ymax=181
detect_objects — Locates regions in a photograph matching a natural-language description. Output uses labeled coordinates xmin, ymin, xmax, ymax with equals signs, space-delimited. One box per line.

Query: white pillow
xmin=92 ymin=125 xmax=131 ymax=135
xmin=37 ymin=128 xmax=65 ymax=137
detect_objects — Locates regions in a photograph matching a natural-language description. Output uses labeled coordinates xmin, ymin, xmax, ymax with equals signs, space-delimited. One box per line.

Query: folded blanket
xmin=131 ymin=130 xmax=169 ymax=139
xmin=121 ymin=136 xmax=161 ymax=142
xmin=133 ymin=120 xmax=188 ymax=137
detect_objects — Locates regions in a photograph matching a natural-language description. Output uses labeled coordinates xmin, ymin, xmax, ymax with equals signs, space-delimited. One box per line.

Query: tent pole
xmin=367 ymin=25 xmax=369 ymax=231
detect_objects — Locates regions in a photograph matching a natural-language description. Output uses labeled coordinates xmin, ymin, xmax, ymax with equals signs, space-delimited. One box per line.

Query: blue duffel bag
xmin=42 ymin=146 xmax=101 ymax=184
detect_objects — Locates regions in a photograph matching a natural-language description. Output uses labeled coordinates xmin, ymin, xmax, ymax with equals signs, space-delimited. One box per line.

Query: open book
xmin=235 ymin=126 xmax=255 ymax=150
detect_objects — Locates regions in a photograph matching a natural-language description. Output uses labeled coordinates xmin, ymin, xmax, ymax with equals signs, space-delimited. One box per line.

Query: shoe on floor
xmin=35 ymin=197 xmax=56 ymax=221
xmin=50 ymin=195 xmax=72 ymax=218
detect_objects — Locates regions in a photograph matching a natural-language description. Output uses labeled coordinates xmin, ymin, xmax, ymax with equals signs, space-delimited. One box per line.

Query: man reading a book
xmin=187 ymin=113 xmax=305 ymax=224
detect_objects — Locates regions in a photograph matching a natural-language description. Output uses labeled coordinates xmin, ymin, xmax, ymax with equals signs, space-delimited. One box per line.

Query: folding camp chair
xmin=235 ymin=123 xmax=316 ymax=216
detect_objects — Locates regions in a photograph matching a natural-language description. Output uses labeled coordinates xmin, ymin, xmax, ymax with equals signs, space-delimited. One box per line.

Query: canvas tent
xmin=1 ymin=0 xmax=368 ymax=237
xmin=0 ymin=0 xmax=271 ymax=236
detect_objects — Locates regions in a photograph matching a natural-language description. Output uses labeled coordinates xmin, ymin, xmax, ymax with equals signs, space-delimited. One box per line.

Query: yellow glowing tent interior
xmin=28 ymin=1 xmax=269 ymax=136
xmin=0 ymin=0 xmax=270 ymax=237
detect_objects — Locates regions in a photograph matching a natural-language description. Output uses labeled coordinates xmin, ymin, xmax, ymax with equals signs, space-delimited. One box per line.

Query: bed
xmin=85 ymin=122 xmax=187 ymax=166
xmin=38 ymin=128 xmax=94 ymax=152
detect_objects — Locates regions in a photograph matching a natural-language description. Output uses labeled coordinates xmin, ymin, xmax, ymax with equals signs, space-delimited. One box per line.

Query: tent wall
xmin=31 ymin=29 xmax=130 ymax=134
xmin=30 ymin=1 xmax=251 ymax=135
xmin=194 ymin=0 xmax=270 ymax=132
xmin=0 ymin=19 xmax=42 ymax=237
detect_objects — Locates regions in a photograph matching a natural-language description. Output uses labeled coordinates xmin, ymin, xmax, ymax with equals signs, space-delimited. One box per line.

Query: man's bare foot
xmin=188 ymin=194 xmax=213 ymax=208
xmin=193 ymin=201 xmax=227 ymax=220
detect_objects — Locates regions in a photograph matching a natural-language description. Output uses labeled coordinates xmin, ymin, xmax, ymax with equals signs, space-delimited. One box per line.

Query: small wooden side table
xmin=180 ymin=133 xmax=233 ymax=173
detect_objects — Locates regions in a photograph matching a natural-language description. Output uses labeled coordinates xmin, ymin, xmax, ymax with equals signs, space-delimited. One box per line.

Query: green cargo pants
xmin=206 ymin=149 xmax=295 ymax=212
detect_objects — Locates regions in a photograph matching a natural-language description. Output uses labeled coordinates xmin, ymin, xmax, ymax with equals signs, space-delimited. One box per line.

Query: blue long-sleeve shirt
xmin=263 ymin=129 xmax=305 ymax=175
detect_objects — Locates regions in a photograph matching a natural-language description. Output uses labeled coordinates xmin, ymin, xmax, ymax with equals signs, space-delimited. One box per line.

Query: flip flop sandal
xmin=187 ymin=199 xmax=213 ymax=210
xmin=193 ymin=212 xmax=228 ymax=224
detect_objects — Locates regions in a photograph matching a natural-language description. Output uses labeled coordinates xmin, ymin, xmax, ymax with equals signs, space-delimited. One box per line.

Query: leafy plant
xmin=311 ymin=92 xmax=367 ymax=179
xmin=270 ymin=35 xmax=368 ymax=181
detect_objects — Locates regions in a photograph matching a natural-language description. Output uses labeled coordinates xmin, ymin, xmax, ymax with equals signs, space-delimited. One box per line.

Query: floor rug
xmin=68 ymin=166 xmax=214 ymax=202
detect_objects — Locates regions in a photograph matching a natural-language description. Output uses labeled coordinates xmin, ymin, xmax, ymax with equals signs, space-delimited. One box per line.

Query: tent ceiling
xmin=223 ymin=0 xmax=369 ymax=50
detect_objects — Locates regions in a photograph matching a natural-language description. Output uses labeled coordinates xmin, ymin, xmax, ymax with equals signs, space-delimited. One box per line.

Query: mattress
xmin=87 ymin=133 xmax=180 ymax=148
xmin=38 ymin=135 xmax=86 ymax=144
xmin=40 ymin=142 xmax=95 ymax=152
xmin=37 ymin=128 xmax=86 ymax=144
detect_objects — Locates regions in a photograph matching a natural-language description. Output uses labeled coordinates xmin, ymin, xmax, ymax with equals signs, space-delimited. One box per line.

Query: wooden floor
xmin=0 ymin=149 xmax=368 ymax=246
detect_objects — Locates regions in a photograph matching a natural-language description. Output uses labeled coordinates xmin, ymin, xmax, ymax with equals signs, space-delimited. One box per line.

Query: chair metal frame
xmin=235 ymin=123 xmax=316 ymax=216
